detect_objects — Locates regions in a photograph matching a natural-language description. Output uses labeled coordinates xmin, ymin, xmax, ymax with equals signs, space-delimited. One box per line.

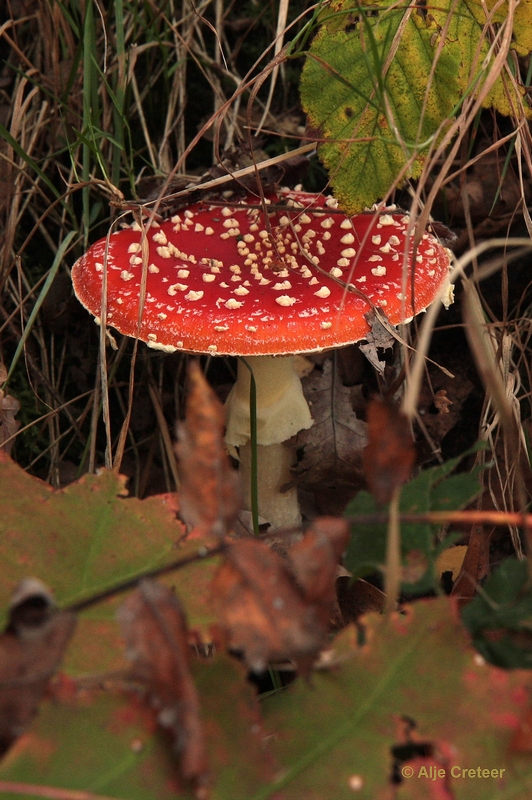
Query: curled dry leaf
xmin=358 ymin=309 xmax=395 ymax=373
xmin=289 ymin=517 xmax=349 ymax=606
xmin=363 ymin=396 xmax=416 ymax=506
xmin=0 ymin=383 xmax=20 ymax=456
xmin=212 ymin=518 xmax=349 ymax=673
xmin=294 ymin=359 xmax=367 ymax=490
xmin=117 ymin=579 xmax=208 ymax=793
xmin=175 ymin=360 xmax=241 ymax=539
xmin=0 ymin=578 xmax=76 ymax=753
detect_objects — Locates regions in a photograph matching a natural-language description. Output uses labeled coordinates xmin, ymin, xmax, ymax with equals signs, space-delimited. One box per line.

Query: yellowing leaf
xmin=300 ymin=0 xmax=531 ymax=212
xmin=436 ymin=544 xmax=468 ymax=580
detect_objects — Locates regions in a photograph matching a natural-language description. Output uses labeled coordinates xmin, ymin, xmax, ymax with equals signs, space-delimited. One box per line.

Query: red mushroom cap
xmin=72 ymin=190 xmax=452 ymax=356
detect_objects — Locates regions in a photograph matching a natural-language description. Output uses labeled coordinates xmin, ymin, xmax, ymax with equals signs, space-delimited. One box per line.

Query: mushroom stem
xmin=224 ymin=355 xmax=313 ymax=529
xmin=239 ymin=442 xmax=300 ymax=529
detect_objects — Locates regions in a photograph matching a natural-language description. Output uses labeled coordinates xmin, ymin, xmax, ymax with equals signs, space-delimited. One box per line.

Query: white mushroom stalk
xmin=225 ymin=355 xmax=313 ymax=529
xmin=71 ymin=189 xmax=453 ymax=530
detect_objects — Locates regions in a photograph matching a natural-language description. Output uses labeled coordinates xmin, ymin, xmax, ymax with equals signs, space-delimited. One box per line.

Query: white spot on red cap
xmin=168 ymin=283 xmax=187 ymax=295
xmin=314 ymin=286 xmax=331 ymax=298
xmin=276 ymin=295 xmax=296 ymax=306
xmin=185 ymin=290 xmax=203 ymax=301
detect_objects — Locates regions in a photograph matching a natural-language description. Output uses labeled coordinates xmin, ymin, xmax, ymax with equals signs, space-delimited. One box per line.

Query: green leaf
xmin=0 ymin=454 xmax=219 ymax=673
xmin=344 ymin=446 xmax=485 ymax=593
xmin=300 ymin=0 xmax=531 ymax=212
xmin=258 ymin=599 xmax=532 ymax=800
xmin=0 ymin=655 xmax=274 ymax=800
xmin=462 ymin=557 xmax=532 ymax=668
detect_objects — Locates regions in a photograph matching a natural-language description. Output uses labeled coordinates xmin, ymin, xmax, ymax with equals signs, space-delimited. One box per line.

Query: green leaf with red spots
xmin=255 ymin=598 xmax=532 ymax=800
xmin=0 ymin=654 xmax=275 ymax=800
xmin=0 ymin=453 xmax=219 ymax=673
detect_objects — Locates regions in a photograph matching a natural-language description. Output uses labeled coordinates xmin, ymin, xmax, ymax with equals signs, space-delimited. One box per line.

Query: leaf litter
xmin=294 ymin=358 xmax=367 ymax=492
xmin=1 ymin=361 xmax=532 ymax=797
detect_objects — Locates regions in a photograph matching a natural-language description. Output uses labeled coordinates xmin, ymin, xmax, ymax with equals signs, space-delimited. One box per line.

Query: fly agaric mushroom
xmin=71 ymin=189 xmax=453 ymax=529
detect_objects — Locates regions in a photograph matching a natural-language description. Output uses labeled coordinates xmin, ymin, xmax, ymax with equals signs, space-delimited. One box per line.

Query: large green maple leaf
xmin=0 ymin=453 xmax=219 ymax=673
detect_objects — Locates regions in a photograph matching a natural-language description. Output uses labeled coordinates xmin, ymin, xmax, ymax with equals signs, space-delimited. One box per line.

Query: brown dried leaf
xmin=0 ymin=579 xmax=76 ymax=752
xmin=363 ymin=397 xmax=415 ymax=505
xmin=117 ymin=579 xmax=208 ymax=790
xmin=213 ymin=520 xmax=348 ymax=673
xmin=294 ymin=359 xmax=367 ymax=489
xmin=176 ymin=360 xmax=241 ymax=538
xmin=433 ymin=388 xmax=452 ymax=413
xmin=0 ymin=389 xmax=20 ymax=456
xmin=358 ymin=309 xmax=395 ymax=373
xmin=336 ymin=577 xmax=386 ymax=624
xmin=289 ymin=517 xmax=349 ymax=606
xmin=451 ymin=526 xmax=491 ymax=609
xmin=212 ymin=539 xmax=320 ymax=672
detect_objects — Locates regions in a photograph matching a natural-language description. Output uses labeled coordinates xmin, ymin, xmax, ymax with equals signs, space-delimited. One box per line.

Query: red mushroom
xmin=72 ymin=189 xmax=453 ymax=528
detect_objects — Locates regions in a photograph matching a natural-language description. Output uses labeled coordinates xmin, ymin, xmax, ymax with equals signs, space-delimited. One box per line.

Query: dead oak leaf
xmin=212 ymin=520 xmax=348 ymax=673
xmin=117 ymin=579 xmax=208 ymax=792
xmin=293 ymin=359 xmax=367 ymax=488
xmin=364 ymin=397 xmax=415 ymax=506
xmin=175 ymin=360 xmax=241 ymax=540
xmin=290 ymin=517 xmax=349 ymax=606
xmin=0 ymin=579 xmax=76 ymax=753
